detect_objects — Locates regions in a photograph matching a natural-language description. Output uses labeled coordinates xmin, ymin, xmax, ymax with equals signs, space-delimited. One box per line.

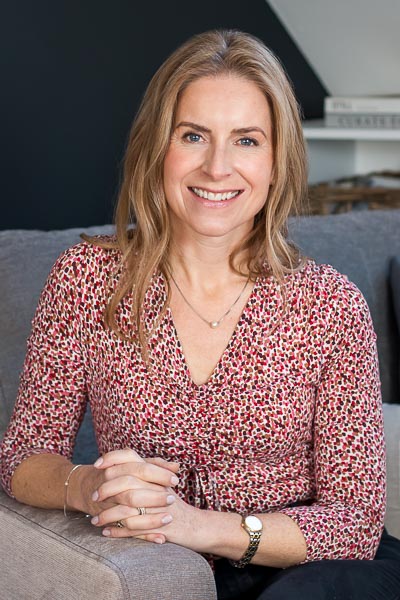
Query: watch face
xmin=245 ymin=515 xmax=263 ymax=531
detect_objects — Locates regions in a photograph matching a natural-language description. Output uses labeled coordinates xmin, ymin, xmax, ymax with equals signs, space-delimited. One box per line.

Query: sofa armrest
xmin=383 ymin=403 xmax=400 ymax=540
xmin=0 ymin=488 xmax=217 ymax=600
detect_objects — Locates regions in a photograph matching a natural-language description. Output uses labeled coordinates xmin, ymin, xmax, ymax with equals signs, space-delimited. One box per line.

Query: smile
xmin=190 ymin=187 xmax=242 ymax=201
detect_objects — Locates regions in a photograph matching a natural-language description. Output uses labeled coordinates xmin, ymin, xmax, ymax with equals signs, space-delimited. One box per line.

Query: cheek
xmin=163 ymin=151 xmax=193 ymax=212
xmin=239 ymin=149 xmax=273 ymax=179
xmin=163 ymin=154 xmax=181 ymax=207
xmin=163 ymin=149 xmax=193 ymax=191
xmin=247 ymin=160 xmax=274 ymax=196
xmin=163 ymin=150 xmax=177 ymax=186
xmin=248 ymin=170 xmax=273 ymax=214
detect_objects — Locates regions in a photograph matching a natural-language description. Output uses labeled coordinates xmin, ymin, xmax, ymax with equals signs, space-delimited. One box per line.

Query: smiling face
xmin=163 ymin=75 xmax=274 ymax=245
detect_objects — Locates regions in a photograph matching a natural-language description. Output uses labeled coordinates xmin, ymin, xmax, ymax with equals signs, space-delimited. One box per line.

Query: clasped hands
xmin=88 ymin=448 xmax=203 ymax=548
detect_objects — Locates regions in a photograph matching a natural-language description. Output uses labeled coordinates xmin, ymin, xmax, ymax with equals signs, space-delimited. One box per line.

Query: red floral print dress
xmin=0 ymin=240 xmax=386 ymax=562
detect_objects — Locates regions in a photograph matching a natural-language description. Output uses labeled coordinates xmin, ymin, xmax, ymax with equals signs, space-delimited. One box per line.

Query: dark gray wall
xmin=1 ymin=0 xmax=327 ymax=230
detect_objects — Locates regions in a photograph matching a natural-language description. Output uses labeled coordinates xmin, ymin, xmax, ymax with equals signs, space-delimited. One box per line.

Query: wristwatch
xmin=230 ymin=515 xmax=263 ymax=568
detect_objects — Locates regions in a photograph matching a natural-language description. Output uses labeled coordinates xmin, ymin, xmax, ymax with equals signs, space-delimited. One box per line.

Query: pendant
xmin=210 ymin=321 xmax=220 ymax=329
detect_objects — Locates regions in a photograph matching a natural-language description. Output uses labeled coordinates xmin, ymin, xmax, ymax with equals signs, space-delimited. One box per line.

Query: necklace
xmin=169 ymin=270 xmax=251 ymax=329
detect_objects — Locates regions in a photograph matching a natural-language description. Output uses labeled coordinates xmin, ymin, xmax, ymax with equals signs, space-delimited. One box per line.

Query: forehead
xmin=175 ymin=75 xmax=271 ymax=126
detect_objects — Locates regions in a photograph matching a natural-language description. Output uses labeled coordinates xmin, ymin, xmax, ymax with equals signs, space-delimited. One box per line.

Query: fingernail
xmin=102 ymin=528 xmax=111 ymax=536
xmin=91 ymin=516 xmax=99 ymax=525
xmin=91 ymin=490 xmax=99 ymax=501
xmin=94 ymin=457 xmax=103 ymax=468
xmin=161 ymin=515 xmax=173 ymax=524
xmin=166 ymin=495 xmax=176 ymax=505
xmin=154 ymin=537 xmax=164 ymax=544
xmin=170 ymin=475 xmax=179 ymax=485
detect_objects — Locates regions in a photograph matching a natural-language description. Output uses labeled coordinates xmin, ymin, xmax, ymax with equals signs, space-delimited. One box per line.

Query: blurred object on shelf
xmin=325 ymin=113 xmax=400 ymax=129
xmin=323 ymin=96 xmax=400 ymax=129
xmin=306 ymin=171 xmax=400 ymax=215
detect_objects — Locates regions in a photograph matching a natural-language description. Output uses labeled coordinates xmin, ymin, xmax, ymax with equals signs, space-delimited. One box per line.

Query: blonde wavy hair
xmin=85 ymin=29 xmax=308 ymax=349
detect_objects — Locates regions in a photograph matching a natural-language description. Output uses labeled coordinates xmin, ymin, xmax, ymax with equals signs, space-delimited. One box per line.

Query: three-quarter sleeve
xmin=0 ymin=246 xmax=89 ymax=496
xmin=280 ymin=277 xmax=386 ymax=561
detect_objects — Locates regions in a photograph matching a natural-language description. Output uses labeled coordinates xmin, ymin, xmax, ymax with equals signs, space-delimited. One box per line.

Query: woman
xmin=1 ymin=30 xmax=399 ymax=600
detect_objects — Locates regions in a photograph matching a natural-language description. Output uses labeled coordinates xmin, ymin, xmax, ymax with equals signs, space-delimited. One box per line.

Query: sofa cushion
xmin=390 ymin=255 xmax=400 ymax=399
xmin=391 ymin=256 xmax=400 ymax=331
xmin=383 ymin=403 xmax=400 ymax=539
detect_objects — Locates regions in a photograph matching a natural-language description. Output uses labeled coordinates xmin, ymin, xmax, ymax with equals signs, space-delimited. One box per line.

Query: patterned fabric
xmin=0 ymin=240 xmax=386 ymax=562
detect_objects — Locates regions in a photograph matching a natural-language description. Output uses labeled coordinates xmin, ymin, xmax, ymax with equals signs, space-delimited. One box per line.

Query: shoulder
xmin=51 ymin=236 xmax=121 ymax=278
xmin=285 ymin=260 xmax=374 ymax=337
xmin=45 ymin=236 xmax=122 ymax=296
xmin=292 ymin=259 xmax=368 ymax=307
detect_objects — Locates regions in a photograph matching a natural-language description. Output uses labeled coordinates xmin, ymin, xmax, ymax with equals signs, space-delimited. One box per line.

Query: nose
xmin=202 ymin=143 xmax=233 ymax=180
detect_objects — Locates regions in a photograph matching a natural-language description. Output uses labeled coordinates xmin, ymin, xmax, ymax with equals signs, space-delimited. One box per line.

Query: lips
xmin=190 ymin=187 xmax=242 ymax=201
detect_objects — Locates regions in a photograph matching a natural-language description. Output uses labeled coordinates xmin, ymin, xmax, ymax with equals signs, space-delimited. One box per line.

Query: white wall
xmin=268 ymin=0 xmax=400 ymax=96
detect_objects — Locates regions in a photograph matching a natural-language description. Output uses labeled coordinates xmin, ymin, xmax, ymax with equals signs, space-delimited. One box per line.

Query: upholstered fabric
xmin=391 ymin=256 xmax=400 ymax=329
xmin=0 ymin=486 xmax=217 ymax=600
xmin=383 ymin=403 xmax=400 ymax=538
xmin=390 ymin=255 xmax=400 ymax=395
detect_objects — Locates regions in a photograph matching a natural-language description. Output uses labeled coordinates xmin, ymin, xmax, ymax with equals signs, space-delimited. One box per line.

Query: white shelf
xmin=303 ymin=119 xmax=400 ymax=141
xmin=302 ymin=120 xmax=400 ymax=183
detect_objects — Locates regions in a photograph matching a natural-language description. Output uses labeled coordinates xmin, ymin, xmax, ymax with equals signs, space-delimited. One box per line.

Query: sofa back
xmin=1 ymin=210 xmax=399 ymax=460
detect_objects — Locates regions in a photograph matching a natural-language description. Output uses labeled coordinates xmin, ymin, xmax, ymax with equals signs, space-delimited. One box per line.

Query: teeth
xmin=191 ymin=187 xmax=240 ymax=201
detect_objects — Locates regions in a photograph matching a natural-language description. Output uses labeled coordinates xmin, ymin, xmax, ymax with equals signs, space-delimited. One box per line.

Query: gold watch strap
xmin=230 ymin=518 xmax=262 ymax=568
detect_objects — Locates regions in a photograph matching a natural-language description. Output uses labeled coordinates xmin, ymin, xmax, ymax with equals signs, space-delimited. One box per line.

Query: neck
xmin=168 ymin=227 xmax=250 ymax=289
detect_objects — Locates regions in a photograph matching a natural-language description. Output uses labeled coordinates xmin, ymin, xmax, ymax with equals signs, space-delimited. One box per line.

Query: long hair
xmin=85 ymin=29 xmax=308 ymax=351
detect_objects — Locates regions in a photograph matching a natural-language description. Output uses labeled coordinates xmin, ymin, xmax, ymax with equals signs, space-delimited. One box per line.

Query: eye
xmin=183 ymin=132 xmax=203 ymax=143
xmin=237 ymin=137 xmax=258 ymax=147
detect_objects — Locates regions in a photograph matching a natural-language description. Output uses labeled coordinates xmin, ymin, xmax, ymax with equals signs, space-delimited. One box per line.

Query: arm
xmin=11 ymin=454 xmax=101 ymax=512
xmin=11 ymin=451 xmax=180 ymax=534
xmin=278 ymin=279 xmax=386 ymax=561
xmin=0 ymin=246 xmax=90 ymax=499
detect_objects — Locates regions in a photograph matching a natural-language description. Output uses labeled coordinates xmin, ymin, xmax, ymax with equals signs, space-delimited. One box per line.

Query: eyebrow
xmin=175 ymin=121 xmax=267 ymax=139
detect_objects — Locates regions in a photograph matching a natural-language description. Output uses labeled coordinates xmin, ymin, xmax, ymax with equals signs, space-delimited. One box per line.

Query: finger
xmin=102 ymin=524 xmax=168 ymax=539
xmin=93 ymin=506 xmax=173 ymax=529
xmin=114 ymin=490 xmax=176 ymax=509
xmin=130 ymin=461 xmax=180 ymax=488
xmin=103 ymin=461 xmax=179 ymax=488
xmin=102 ymin=528 xmax=166 ymax=541
xmin=102 ymin=526 xmax=139 ymax=538
xmin=94 ymin=475 xmax=167 ymax=502
xmin=94 ymin=448 xmax=145 ymax=469
xmin=96 ymin=482 xmax=176 ymax=508
xmin=146 ymin=457 xmax=180 ymax=473
xmin=135 ymin=533 xmax=167 ymax=544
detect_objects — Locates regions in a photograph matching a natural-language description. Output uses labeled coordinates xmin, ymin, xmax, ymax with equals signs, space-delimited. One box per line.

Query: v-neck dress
xmin=0 ymin=239 xmax=386 ymax=562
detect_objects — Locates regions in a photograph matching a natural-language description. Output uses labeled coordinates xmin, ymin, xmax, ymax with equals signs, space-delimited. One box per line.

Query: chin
xmin=191 ymin=219 xmax=252 ymax=240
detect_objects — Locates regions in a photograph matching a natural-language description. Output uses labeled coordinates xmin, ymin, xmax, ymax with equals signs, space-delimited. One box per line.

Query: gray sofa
xmin=1 ymin=210 xmax=400 ymax=599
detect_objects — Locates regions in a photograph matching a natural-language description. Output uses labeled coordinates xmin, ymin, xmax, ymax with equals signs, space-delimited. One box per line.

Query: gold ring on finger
xmin=136 ymin=507 xmax=146 ymax=516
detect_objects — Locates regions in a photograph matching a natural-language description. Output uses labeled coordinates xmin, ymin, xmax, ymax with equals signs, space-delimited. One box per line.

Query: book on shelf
xmin=325 ymin=113 xmax=400 ymax=129
xmin=324 ymin=95 xmax=400 ymax=114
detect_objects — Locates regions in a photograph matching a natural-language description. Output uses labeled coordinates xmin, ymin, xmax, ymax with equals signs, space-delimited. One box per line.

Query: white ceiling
xmin=268 ymin=0 xmax=400 ymax=96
